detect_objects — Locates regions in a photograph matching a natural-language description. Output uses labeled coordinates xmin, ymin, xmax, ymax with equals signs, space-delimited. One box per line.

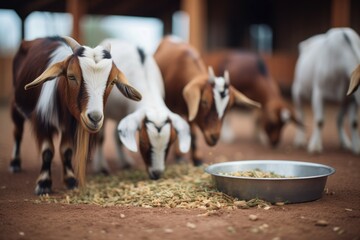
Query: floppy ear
xmin=24 ymin=58 xmax=68 ymax=90
xmin=109 ymin=63 xmax=142 ymax=101
xmin=182 ymin=76 xmax=205 ymax=121
xmin=348 ymin=65 xmax=360 ymax=95
xmin=117 ymin=110 xmax=145 ymax=152
xmin=168 ymin=112 xmax=191 ymax=153
xmin=229 ymin=86 xmax=261 ymax=108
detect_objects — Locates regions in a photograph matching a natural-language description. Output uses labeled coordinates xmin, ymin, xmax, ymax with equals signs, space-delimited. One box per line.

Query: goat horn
xmin=63 ymin=36 xmax=81 ymax=53
xmin=230 ymin=86 xmax=261 ymax=108
xmin=224 ymin=70 xmax=230 ymax=84
xmin=208 ymin=66 xmax=215 ymax=84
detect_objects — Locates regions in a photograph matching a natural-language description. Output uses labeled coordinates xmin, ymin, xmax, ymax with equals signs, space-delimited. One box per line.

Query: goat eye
xmin=68 ymin=75 xmax=76 ymax=81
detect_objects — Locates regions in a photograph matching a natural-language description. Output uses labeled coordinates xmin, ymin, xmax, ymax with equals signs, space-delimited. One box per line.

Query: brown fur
xmin=11 ymin=37 xmax=142 ymax=194
xmin=154 ymin=37 xmax=259 ymax=164
xmin=74 ymin=126 xmax=90 ymax=187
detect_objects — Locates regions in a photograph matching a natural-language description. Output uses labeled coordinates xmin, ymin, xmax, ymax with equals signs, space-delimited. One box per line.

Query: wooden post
xmin=66 ymin=0 xmax=87 ymax=43
xmin=181 ymin=0 xmax=207 ymax=53
xmin=331 ymin=0 xmax=350 ymax=27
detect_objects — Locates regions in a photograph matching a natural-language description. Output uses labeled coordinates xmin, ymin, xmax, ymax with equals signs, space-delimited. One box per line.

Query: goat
xmin=292 ymin=28 xmax=360 ymax=154
xmin=10 ymin=36 xmax=142 ymax=195
xmin=204 ymin=50 xmax=300 ymax=147
xmin=92 ymin=39 xmax=191 ymax=180
xmin=154 ymin=36 xmax=260 ymax=165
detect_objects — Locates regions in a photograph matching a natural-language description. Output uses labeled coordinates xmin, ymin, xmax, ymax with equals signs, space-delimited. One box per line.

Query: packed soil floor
xmin=0 ymin=102 xmax=359 ymax=240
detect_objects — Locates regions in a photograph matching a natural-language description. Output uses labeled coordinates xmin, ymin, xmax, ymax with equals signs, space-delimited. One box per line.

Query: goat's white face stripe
xmin=79 ymin=46 xmax=112 ymax=115
xmin=212 ymin=77 xmax=230 ymax=118
xmin=145 ymin=116 xmax=171 ymax=173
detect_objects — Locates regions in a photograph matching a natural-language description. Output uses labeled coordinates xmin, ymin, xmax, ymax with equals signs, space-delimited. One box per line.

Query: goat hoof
xmin=64 ymin=177 xmax=78 ymax=190
xmin=193 ymin=159 xmax=203 ymax=166
xmin=9 ymin=158 xmax=21 ymax=173
xmin=35 ymin=179 xmax=52 ymax=195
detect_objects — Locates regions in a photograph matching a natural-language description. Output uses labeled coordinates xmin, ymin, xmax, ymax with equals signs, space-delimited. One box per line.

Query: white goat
xmin=292 ymin=28 xmax=360 ymax=154
xmin=93 ymin=39 xmax=191 ymax=179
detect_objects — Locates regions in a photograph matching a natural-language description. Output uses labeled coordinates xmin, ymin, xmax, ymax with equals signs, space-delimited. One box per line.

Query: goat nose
xmin=149 ymin=170 xmax=162 ymax=180
xmin=87 ymin=111 xmax=102 ymax=123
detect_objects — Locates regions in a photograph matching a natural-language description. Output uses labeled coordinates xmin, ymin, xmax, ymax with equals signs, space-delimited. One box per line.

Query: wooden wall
xmin=206 ymin=0 xmax=359 ymax=91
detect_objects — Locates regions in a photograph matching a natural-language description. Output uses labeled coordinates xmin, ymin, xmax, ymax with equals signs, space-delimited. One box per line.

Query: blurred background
xmin=0 ymin=0 xmax=359 ymax=104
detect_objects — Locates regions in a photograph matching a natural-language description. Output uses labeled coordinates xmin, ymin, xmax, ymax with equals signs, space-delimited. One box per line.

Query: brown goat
xmin=154 ymin=36 xmax=260 ymax=165
xmin=204 ymin=50 xmax=299 ymax=147
xmin=10 ymin=36 xmax=141 ymax=195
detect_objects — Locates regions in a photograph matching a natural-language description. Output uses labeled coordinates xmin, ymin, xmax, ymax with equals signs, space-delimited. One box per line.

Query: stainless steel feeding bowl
xmin=205 ymin=160 xmax=335 ymax=203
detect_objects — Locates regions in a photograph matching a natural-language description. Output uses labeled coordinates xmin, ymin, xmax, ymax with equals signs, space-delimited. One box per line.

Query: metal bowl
xmin=205 ymin=160 xmax=335 ymax=203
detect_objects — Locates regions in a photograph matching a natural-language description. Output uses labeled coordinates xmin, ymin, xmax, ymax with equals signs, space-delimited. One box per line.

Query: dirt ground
xmin=0 ymin=102 xmax=359 ymax=240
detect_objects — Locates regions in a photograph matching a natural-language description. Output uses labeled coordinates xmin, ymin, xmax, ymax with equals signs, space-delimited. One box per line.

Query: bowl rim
xmin=205 ymin=160 xmax=336 ymax=180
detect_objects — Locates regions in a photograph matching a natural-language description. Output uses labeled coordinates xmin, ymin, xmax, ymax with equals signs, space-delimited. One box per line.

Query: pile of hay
xmin=40 ymin=163 xmax=270 ymax=210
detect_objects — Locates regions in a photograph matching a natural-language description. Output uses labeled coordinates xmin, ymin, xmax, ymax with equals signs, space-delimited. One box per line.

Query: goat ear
xmin=24 ymin=60 xmax=66 ymax=90
xmin=183 ymin=77 xmax=204 ymax=121
xmin=348 ymin=64 xmax=360 ymax=95
xmin=168 ymin=112 xmax=191 ymax=153
xmin=110 ymin=63 xmax=142 ymax=101
xmin=229 ymin=86 xmax=261 ymax=108
xmin=117 ymin=110 xmax=145 ymax=152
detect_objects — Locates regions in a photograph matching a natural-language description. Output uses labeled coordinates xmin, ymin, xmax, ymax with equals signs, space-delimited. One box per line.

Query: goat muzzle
xmin=80 ymin=112 xmax=104 ymax=133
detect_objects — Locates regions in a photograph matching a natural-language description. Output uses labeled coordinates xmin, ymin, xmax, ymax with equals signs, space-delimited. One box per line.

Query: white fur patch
xmin=145 ymin=110 xmax=171 ymax=173
xmin=212 ymin=77 xmax=230 ymax=118
xmin=79 ymin=46 xmax=113 ymax=116
xmin=36 ymin=44 xmax=72 ymax=128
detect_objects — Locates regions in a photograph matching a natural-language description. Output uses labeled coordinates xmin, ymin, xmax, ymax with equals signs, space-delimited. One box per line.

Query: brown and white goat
xmin=92 ymin=39 xmax=191 ymax=180
xmin=154 ymin=36 xmax=260 ymax=165
xmin=10 ymin=36 xmax=141 ymax=195
xmin=204 ymin=50 xmax=299 ymax=147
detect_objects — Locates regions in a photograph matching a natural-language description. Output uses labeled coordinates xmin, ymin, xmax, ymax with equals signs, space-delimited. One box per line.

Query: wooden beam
xmin=331 ymin=0 xmax=350 ymax=27
xmin=66 ymin=0 xmax=87 ymax=43
xmin=181 ymin=0 xmax=207 ymax=53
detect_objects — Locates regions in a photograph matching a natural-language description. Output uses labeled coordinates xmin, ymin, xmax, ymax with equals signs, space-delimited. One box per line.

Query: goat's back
xmin=154 ymin=36 xmax=207 ymax=115
xmin=12 ymin=37 xmax=63 ymax=116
